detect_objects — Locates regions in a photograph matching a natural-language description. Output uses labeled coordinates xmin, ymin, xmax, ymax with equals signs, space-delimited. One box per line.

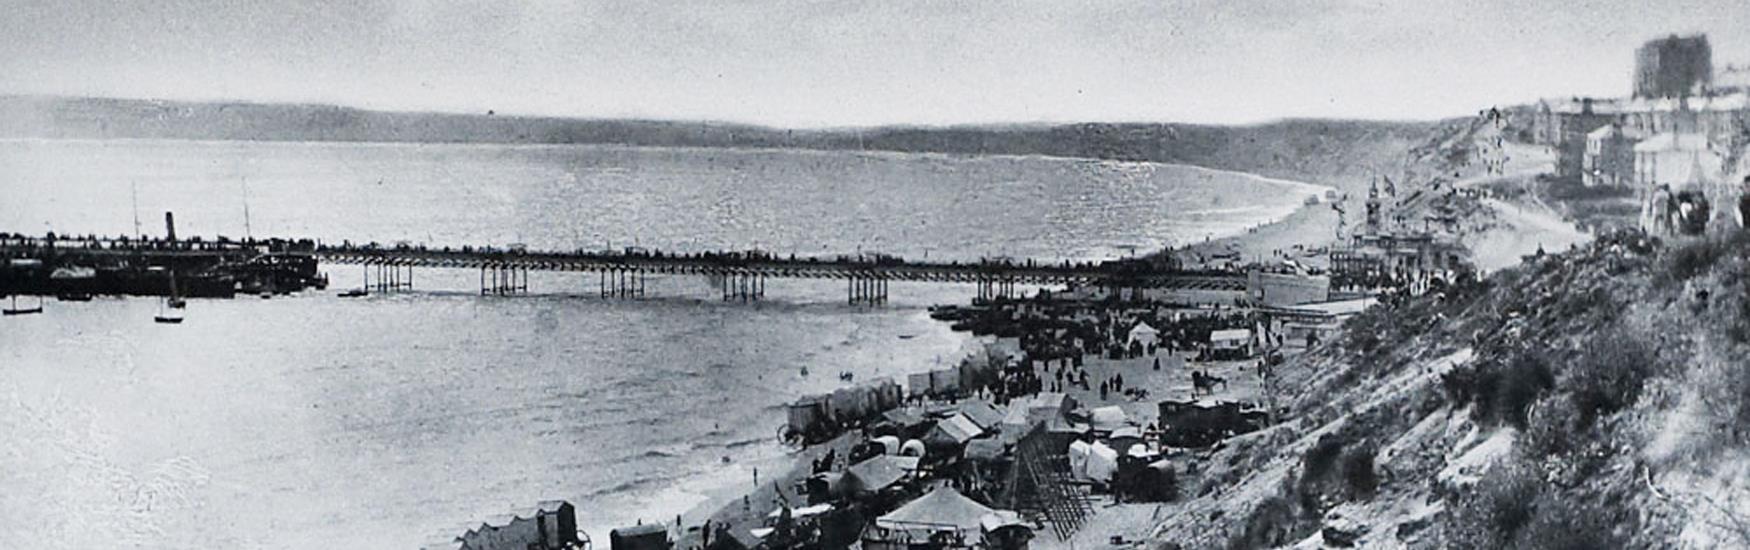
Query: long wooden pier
xmin=0 ymin=234 xmax=1246 ymax=303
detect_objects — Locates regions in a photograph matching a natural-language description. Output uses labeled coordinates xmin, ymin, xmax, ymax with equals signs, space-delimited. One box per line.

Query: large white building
xmin=1633 ymin=133 xmax=1726 ymax=188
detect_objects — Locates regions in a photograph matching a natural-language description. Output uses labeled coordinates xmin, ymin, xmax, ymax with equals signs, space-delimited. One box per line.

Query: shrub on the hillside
xmin=1343 ymin=329 xmax=1382 ymax=358
xmin=1469 ymin=353 xmax=1555 ymax=430
xmin=1449 ymin=460 xmax=1638 ymax=549
xmin=1446 ymin=464 xmax=1541 ymax=549
xmin=1340 ymin=446 xmax=1379 ymax=498
xmin=1226 ymin=495 xmax=1305 ymax=550
xmin=1303 ymin=432 xmax=1346 ymax=481
xmin=1718 ymin=257 xmax=1750 ymax=345
xmin=1565 ymin=332 xmax=1657 ymax=427
xmin=1693 ymin=348 xmax=1750 ymax=449
xmin=1514 ymin=490 xmax=1630 ymax=550
xmin=1523 ymin=395 xmax=1582 ymax=458
xmin=1664 ymin=234 xmax=1743 ymax=283
xmin=1441 ymin=362 xmax=1480 ymax=406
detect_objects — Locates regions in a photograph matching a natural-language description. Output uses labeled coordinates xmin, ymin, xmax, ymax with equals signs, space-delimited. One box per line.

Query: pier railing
xmin=1 ymin=233 xmax=1246 ymax=301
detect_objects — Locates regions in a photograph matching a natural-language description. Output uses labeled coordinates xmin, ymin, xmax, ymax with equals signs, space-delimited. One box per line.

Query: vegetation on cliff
xmin=1150 ymin=228 xmax=1750 ymax=548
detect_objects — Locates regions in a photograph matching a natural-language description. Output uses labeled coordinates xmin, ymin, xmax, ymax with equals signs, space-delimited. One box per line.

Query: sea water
xmin=0 ymin=139 xmax=1319 ymax=548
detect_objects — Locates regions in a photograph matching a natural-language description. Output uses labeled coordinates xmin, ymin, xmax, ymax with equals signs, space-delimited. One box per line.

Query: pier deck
xmin=1 ymin=234 xmax=1245 ymax=302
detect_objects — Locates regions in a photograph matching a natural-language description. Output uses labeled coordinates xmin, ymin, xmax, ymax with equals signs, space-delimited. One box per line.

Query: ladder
xmin=1013 ymin=428 xmax=1094 ymax=541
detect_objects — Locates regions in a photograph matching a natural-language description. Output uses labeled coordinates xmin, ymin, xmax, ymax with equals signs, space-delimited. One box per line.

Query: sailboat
xmin=154 ymin=297 xmax=184 ymax=324
xmin=4 ymin=295 xmax=43 ymax=316
xmin=166 ymin=269 xmax=186 ymax=309
xmin=156 ymin=267 xmax=185 ymax=323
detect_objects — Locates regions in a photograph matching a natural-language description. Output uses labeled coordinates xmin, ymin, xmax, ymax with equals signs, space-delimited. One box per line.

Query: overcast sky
xmin=3 ymin=0 xmax=1747 ymax=127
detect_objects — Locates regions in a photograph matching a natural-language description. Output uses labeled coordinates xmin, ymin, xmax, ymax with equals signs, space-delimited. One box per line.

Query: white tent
xmin=1088 ymin=406 xmax=1129 ymax=432
xmin=876 ymin=487 xmax=995 ymax=533
xmin=1068 ymin=440 xmax=1119 ymax=483
xmin=1127 ymin=321 xmax=1160 ymax=349
xmin=1025 ymin=393 xmax=1073 ymax=427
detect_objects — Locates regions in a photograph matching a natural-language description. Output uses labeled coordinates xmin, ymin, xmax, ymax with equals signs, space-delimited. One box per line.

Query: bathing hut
xmin=610 ymin=523 xmax=670 ymax=550
xmin=442 ymin=500 xmax=583 ymax=550
xmin=1209 ymin=328 xmax=1255 ymax=359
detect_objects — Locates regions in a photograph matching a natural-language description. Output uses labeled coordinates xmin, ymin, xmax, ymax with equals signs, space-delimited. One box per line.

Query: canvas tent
xmin=1068 ymin=440 xmax=1120 ymax=483
xmin=871 ymin=435 xmax=903 ymax=455
xmin=925 ymin=413 xmax=984 ymax=447
xmin=955 ymin=400 xmax=1005 ymax=430
xmin=874 ymin=487 xmax=996 ymax=536
xmin=1088 ymin=406 xmax=1129 ymax=432
xmin=1026 ymin=393 xmax=1073 ymax=426
xmin=1127 ymin=321 xmax=1160 ymax=349
xmin=978 ymin=510 xmax=1027 ymax=533
xmin=881 ymin=408 xmax=928 ymax=430
xmin=964 ymin=438 xmax=1008 ymax=462
xmin=847 ymin=455 xmax=920 ymax=493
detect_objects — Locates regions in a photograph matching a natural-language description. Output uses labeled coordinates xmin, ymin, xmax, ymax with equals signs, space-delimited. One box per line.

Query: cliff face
xmin=1148 ymin=229 xmax=1750 ymax=549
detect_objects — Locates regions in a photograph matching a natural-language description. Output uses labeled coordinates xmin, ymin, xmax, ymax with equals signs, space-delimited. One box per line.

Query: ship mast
xmin=241 ymin=176 xmax=253 ymax=241
xmin=131 ymin=180 xmax=142 ymax=241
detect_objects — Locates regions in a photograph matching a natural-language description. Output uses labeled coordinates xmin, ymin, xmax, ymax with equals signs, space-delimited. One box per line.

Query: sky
xmin=2 ymin=0 xmax=1748 ymax=128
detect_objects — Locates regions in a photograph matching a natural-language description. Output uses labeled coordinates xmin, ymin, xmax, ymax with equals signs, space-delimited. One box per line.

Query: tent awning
xmin=876 ymin=487 xmax=996 ymax=532
xmin=847 ymin=455 xmax=919 ymax=492
xmin=927 ymin=413 xmax=983 ymax=445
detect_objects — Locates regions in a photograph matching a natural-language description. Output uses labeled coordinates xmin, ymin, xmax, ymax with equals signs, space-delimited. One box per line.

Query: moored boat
xmin=4 ymin=295 xmax=43 ymax=316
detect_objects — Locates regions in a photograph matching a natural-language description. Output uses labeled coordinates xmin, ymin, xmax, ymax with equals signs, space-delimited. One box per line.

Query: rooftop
xmin=1633 ymin=133 xmax=1716 ymax=153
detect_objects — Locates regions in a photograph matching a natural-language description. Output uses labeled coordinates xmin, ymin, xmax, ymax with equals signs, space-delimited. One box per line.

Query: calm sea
xmin=0 ymin=139 xmax=1319 ymax=549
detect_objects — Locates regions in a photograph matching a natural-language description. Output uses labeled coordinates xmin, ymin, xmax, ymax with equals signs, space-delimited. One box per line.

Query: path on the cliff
xmin=1457 ymin=142 xmax=1592 ymax=273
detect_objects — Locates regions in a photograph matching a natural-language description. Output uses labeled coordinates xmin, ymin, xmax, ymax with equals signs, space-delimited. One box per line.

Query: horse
xmin=1191 ymin=370 xmax=1228 ymax=396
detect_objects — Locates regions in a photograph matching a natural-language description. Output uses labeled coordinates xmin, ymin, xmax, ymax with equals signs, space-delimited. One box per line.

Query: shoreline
xmin=1170 ymin=189 xmax=1341 ymax=270
xmin=663 ymin=169 xmax=1336 ymax=546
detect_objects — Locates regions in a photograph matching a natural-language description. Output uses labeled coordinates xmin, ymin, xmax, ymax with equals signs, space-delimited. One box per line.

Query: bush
xmin=1446 ymin=464 xmax=1541 ymax=549
xmin=1522 ymin=395 xmax=1581 ymax=458
xmin=1340 ymin=446 xmax=1379 ymax=498
xmin=1664 ymin=234 xmax=1745 ymax=283
xmin=1512 ymin=491 xmax=1629 ymax=550
xmin=1442 ymin=364 xmax=1481 ymax=405
xmin=1564 ymin=332 xmax=1657 ymax=427
xmin=1304 ymin=432 xmax=1347 ymax=480
xmin=1227 ymin=495 xmax=1305 ymax=550
xmin=1469 ymin=353 xmax=1555 ymax=430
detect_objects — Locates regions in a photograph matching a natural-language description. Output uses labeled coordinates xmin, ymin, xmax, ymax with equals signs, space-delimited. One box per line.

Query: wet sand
xmin=1177 ymin=202 xmax=1341 ymax=270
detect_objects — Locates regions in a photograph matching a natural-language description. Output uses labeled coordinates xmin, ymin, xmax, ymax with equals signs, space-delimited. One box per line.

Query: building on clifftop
xmin=1635 ymin=34 xmax=1713 ymax=99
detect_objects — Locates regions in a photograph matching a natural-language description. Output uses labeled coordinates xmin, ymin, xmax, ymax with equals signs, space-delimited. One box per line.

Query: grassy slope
xmin=1148 ymin=228 xmax=1750 ymax=549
